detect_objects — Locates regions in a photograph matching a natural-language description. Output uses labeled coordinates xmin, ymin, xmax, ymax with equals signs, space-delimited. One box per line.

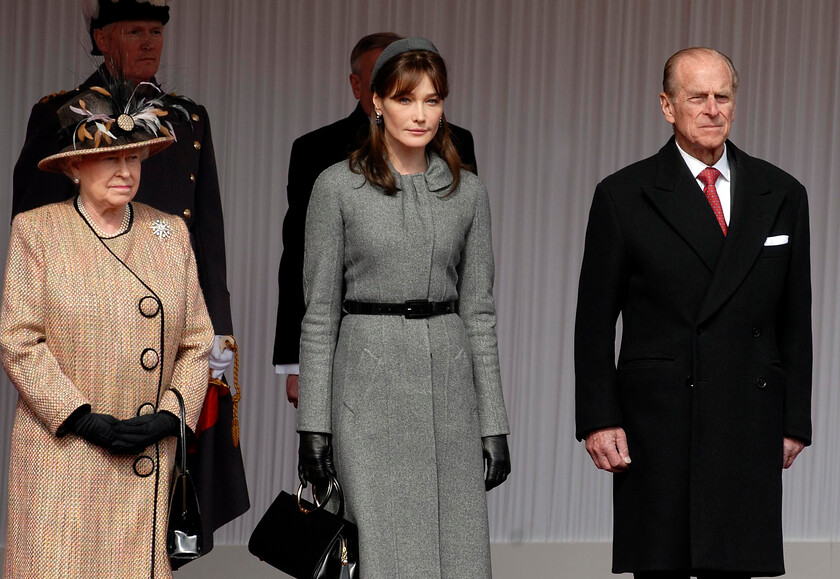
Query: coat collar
xmin=393 ymin=152 xmax=454 ymax=194
xmin=643 ymin=137 xmax=785 ymax=325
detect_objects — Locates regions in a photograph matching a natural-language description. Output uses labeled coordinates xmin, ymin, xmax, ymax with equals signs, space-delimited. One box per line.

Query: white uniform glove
xmin=209 ymin=335 xmax=235 ymax=379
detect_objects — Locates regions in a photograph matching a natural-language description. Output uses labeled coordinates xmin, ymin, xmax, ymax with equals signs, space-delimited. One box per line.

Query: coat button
xmin=133 ymin=455 xmax=155 ymax=477
xmin=191 ymin=113 xmax=200 ymax=122
xmin=193 ymin=141 xmax=201 ymax=150
xmin=189 ymin=173 xmax=195 ymax=183
xmin=141 ymin=348 xmax=160 ymax=370
xmin=756 ymin=377 xmax=767 ymax=389
xmin=696 ymin=326 xmax=704 ymax=335
xmin=752 ymin=327 xmax=761 ymax=337
xmin=183 ymin=208 xmax=192 ymax=219
xmin=138 ymin=296 xmax=160 ymax=318
xmin=685 ymin=375 xmax=694 ymax=388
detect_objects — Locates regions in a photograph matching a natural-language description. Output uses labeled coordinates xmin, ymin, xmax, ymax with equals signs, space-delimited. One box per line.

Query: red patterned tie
xmin=698 ymin=167 xmax=727 ymax=235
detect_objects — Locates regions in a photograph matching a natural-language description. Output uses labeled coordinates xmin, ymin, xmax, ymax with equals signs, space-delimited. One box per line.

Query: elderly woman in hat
xmin=0 ymin=82 xmax=213 ymax=579
xmin=296 ymin=38 xmax=511 ymax=577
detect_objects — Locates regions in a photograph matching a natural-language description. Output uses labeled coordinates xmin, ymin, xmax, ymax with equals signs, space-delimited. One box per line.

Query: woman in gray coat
xmin=296 ymin=38 xmax=511 ymax=578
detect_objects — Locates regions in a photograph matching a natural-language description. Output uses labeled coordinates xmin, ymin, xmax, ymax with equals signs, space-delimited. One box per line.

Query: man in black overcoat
xmin=575 ymin=47 xmax=812 ymax=578
xmin=273 ymin=32 xmax=478 ymax=405
xmin=12 ymin=0 xmax=248 ymax=559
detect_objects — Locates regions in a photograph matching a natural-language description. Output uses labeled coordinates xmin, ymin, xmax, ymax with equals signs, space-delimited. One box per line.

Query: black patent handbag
xmin=167 ymin=389 xmax=204 ymax=567
xmin=248 ymin=477 xmax=359 ymax=579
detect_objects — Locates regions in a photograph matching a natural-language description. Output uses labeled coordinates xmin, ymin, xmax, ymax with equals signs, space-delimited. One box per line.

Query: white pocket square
xmin=764 ymin=235 xmax=789 ymax=246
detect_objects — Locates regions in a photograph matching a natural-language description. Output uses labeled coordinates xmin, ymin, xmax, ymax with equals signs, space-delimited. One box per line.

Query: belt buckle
xmin=404 ymin=300 xmax=433 ymax=319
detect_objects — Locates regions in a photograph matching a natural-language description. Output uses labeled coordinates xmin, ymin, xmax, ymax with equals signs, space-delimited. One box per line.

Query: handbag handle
xmin=171 ymin=389 xmax=187 ymax=473
xmin=296 ymin=477 xmax=346 ymax=517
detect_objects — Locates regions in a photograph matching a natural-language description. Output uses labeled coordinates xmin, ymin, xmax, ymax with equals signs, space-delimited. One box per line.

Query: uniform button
xmin=141 ymin=348 xmax=160 ymax=370
xmin=189 ymin=173 xmax=195 ymax=183
xmin=752 ymin=327 xmax=761 ymax=337
xmin=193 ymin=141 xmax=201 ymax=150
xmin=756 ymin=377 xmax=767 ymax=389
xmin=696 ymin=326 xmax=704 ymax=335
xmin=133 ymin=455 xmax=155 ymax=477
xmin=191 ymin=113 xmax=200 ymax=122
xmin=183 ymin=208 xmax=192 ymax=219
xmin=138 ymin=296 xmax=160 ymax=318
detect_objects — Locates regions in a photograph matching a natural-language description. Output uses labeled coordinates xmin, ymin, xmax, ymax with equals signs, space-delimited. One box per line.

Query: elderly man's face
xmin=95 ymin=20 xmax=164 ymax=83
xmin=350 ymin=48 xmax=385 ymax=117
xmin=660 ymin=52 xmax=736 ymax=165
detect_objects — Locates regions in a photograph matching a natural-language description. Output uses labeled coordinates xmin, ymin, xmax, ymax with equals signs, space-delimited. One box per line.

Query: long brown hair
xmin=349 ymin=50 xmax=464 ymax=196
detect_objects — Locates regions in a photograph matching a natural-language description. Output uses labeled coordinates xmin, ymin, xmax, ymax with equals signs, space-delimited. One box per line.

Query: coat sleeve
xmin=457 ymin=181 xmax=509 ymax=437
xmin=273 ymin=137 xmax=310 ymax=366
xmin=190 ymin=105 xmax=233 ymax=336
xmin=159 ymin=219 xmax=215 ymax=430
xmin=778 ymin=185 xmax=813 ymax=444
xmin=296 ymin=173 xmax=345 ymax=433
xmin=12 ymin=101 xmax=76 ymax=220
xmin=574 ymin=184 xmax=628 ymax=440
xmin=0 ymin=212 xmax=90 ymax=435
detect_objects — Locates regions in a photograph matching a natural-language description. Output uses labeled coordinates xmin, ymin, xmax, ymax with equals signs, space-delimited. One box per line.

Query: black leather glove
xmin=482 ymin=435 xmax=511 ymax=491
xmin=110 ymin=411 xmax=180 ymax=454
xmin=298 ymin=432 xmax=336 ymax=493
xmin=70 ymin=412 xmax=121 ymax=449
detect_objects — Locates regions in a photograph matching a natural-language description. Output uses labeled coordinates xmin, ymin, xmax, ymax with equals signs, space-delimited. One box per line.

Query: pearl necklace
xmin=76 ymin=197 xmax=131 ymax=238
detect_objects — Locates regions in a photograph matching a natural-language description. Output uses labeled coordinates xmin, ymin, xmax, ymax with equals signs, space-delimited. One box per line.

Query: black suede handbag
xmin=248 ymin=478 xmax=359 ymax=579
xmin=167 ymin=389 xmax=204 ymax=567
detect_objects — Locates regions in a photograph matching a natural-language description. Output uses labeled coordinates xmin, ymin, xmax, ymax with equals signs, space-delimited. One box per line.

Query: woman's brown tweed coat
xmin=0 ymin=199 xmax=214 ymax=579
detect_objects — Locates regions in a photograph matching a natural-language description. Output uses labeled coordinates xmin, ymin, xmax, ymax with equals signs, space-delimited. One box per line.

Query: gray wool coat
xmin=298 ymin=153 xmax=510 ymax=578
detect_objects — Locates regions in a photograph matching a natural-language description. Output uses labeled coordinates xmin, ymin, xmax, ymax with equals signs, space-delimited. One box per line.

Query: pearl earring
xmin=375 ymin=111 xmax=382 ymax=125
xmin=73 ymin=177 xmax=80 ymax=184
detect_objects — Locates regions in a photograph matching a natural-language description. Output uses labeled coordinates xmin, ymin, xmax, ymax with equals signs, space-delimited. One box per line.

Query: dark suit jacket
xmin=575 ymin=137 xmax=812 ymax=575
xmin=272 ymin=103 xmax=477 ymax=366
xmin=13 ymin=65 xmax=233 ymax=334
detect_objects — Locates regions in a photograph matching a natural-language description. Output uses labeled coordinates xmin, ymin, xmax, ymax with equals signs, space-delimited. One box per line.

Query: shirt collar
xmin=676 ymin=141 xmax=731 ymax=182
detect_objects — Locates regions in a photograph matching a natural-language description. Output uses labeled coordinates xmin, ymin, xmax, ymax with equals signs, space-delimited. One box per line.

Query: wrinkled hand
xmin=110 ymin=411 xmax=180 ymax=454
xmin=286 ymin=374 xmax=299 ymax=408
xmin=70 ymin=412 xmax=121 ymax=449
xmin=783 ymin=436 xmax=805 ymax=469
xmin=298 ymin=432 xmax=336 ymax=492
xmin=482 ymin=435 xmax=511 ymax=491
xmin=585 ymin=427 xmax=631 ymax=473
xmin=209 ymin=335 xmax=235 ymax=379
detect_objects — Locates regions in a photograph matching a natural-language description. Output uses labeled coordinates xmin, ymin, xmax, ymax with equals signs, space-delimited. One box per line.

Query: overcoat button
xmin=752 ymin=327 xmax=762 ymax=337
xmin=191 ymin=113 xmax=200 ymax=122
xmin=756 ymin=377 xmax=767 ymax=389
xmin=183 ymin=208 xmax=192 ymax=219
xmin=193 ymin=141 xmax=201 ymax=150
xmin=189 ymin=173 xmax=195 ymax=183
xmin=141 ymin=348 xmax=160 ymax=370
xmin=133 ymin=455 xmax=154 ymax=477
xmin=138 ymin=296 xmax=160 ymax=318
xmin=696 ymin=326 xmax=704 ymax=335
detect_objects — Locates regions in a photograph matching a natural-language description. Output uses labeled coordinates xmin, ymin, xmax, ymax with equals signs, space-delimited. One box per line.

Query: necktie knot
xmin=698 ymin=167 xmax=721 ymax=188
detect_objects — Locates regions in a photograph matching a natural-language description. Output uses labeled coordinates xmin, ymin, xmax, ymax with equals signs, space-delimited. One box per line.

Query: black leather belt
xmin=343 ymin=300 xmax=457 ymax=319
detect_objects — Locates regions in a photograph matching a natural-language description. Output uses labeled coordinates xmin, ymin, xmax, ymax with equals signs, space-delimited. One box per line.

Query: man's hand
xmin=585 ymin=427 xmax=631 ymax=473
xmin=783 ymin=436 xmax=805 ymax=469
xmin=286 ymin=374 xmax=299 ymax=408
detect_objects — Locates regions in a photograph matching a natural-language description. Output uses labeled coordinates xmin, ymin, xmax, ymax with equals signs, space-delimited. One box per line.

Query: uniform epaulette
xmin=39 ymin=87 xmax=80 ymax=104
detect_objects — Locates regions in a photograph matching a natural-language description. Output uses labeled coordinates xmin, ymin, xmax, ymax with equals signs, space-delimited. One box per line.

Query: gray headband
xmin=370 ymin=37 xmax=440 ymax=89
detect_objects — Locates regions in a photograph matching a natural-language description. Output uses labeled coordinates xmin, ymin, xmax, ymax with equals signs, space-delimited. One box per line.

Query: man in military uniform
xmin=12 ymin=0 xmax=248 ymax=559
xmin=273 ymin=32 xmax=478 ymax=406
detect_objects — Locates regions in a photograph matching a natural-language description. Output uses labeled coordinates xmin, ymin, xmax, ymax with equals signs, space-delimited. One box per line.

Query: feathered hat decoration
xmin=38 ymin=78 xmax=188 ymax=173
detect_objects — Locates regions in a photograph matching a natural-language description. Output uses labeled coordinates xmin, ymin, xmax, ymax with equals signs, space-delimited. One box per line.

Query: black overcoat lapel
xmin=642 ymin=138 xmax=725 ymax=272
xmin=695 ymin=143 xmax=785 ymax=324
